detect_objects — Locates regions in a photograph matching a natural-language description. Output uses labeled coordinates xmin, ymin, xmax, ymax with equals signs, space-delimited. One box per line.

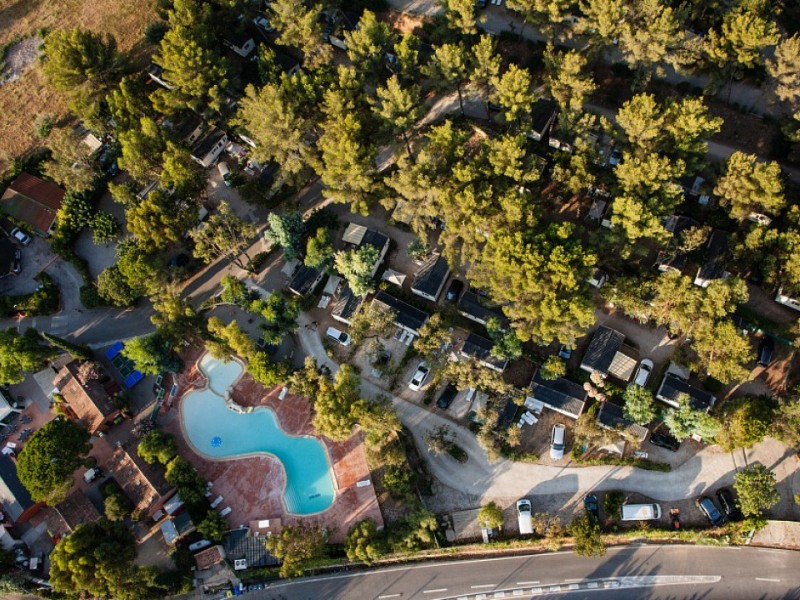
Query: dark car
xmin=696 ymin=496 xmax=726 ymax=526
xmin=436 ymin=384 xmax=458 ymax=409
xmin=584 ymin=494 xmax=599 ymax=520
xmin=649 ymin=430 xmax=680 ymax=452
xmin=168 ymin=253 xmax=191 ymax=268
xmin=12 ymin=248 xmax=21 ymax=274
xmin=716 ymin=488 xmax=743 ymax=522
xmin=758 ymin=336 xmax=775 ymax=366
xmin=445 ymin=279 xmax=464 ymax=302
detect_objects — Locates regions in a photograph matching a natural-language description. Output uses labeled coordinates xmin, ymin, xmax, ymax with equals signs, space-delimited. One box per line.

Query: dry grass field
xmin=0 ymin=0 xmax=158 ymax=169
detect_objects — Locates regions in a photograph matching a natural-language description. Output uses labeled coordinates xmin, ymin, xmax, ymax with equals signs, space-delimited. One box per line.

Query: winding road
xmin=295 ymin=312 xmax=797 ymax=504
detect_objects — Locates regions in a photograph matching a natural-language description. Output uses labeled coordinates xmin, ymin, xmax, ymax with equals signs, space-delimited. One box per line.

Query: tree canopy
xmin=733 ymin=463 xmax=780 ymax=517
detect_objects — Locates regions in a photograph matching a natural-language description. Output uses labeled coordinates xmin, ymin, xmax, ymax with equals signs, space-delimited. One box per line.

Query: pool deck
xmin=160 ymin=348 xmax=383 ymax=543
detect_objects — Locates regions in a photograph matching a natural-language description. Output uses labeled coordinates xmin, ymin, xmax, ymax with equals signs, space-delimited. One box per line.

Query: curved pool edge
xmin=177 ymin=352 xmax=338 ymax=517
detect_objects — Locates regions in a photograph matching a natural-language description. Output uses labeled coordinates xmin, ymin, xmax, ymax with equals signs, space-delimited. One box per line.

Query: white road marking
xmin=755 ymin=577 xmax=781 ymax=582
xmin=378 ymin=595 xmax=400 ymax=599
xmin=516 ymin=581 xmax=540 ymax=585
xmin=757 ymin=549 xmax=787 ymax=555
xmin=423 ymin=589 xmax=447 ymax=594
xmin=565 ymin=578 xmax=582 ymax=582
xmin=471 ymin=584 xmax=496 ymax=588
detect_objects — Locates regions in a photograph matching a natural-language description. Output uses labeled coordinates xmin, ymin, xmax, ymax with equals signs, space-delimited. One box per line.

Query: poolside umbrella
xmin=211 ymin=436 xmax=222 ymax=448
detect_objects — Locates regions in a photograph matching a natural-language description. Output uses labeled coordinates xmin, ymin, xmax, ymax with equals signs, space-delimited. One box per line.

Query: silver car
xmin=408 ymin=361 xmax=429 ymax=391
xmin=550 ymin=424 xmax=566 ymax=460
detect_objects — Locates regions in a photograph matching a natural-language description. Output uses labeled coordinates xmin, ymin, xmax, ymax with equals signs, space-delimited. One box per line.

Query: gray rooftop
xmin=656 ymin=373 xmax=716 ymax=411
xmin=223 ymin=528 xmax=279 ymax=567
xmin=458 ymin=291 xmax=508 ymax=327
xmin=580 ymin=326 xmax=625 ymax=374
xmin=696 ymin=230 xmax=729 ymax=283
xmin=411 ymin=254 xmax=450 ymax=299
xmin=0 ymin=455 xmax=34 ymax=521
xmin=460 ymin=333 xmax=508 ymax=372
xmin=596 ymin=401 xmax=648 ymax=441
xmin=331 ymin=283 xmax=362 ymax=323
xmin=373 ymin=291 xmax=429 ymax=333
xmin=191 ymin=126 xmax=226 ymax=159
xmin=528 ymin=370 xmax=587 ymax=419
xmin=289 ymin=265 xmax=321 ymax=296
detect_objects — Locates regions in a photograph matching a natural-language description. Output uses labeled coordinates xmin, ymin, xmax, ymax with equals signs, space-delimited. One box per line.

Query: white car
xmin=325 ymin=326 xmax=351 ymax=347
xmin=253 ymin=15 xmax=275 ymax=32
xmin=633 ymin=358 xmax=654 ymax=387
xmin=408 ymin=361 xmax=429 ymax=391
xmin=10 ymin=227 xmax=31 ymax=246
xmin=516 ymin=498 xmax=533 ymax=534
xmin=550 ymin=424 xmax=566 ymax=460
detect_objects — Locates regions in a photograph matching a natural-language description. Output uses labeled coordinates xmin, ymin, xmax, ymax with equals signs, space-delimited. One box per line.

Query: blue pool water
xmin=180 ymin=354 xmax=335 ymax=515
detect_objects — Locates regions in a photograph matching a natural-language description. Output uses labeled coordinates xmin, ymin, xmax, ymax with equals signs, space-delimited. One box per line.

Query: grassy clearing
xmin=0 ymin=0 xmax=158 ymax=169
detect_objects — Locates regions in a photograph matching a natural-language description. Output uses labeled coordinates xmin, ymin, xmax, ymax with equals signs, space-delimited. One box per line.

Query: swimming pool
xmin=180 ymin=354 xmax=335 ymax=515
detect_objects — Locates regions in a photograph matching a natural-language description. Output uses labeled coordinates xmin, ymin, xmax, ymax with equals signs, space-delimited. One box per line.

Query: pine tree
xmin=392 ymin=33 xmax=421 ymax=85
xmin=442 ymin=0 xmax=478 ymax=35
xmin=42 ymin=28 xmax=118 ymax=93
xmin=714 ymin=152 xmax=785 ymax=220
xmin=427 ymin=44 xmax=470 ymax=115
xmin=269 ymin=0 xmax=332 ymax=69
xmin=545 ymin=48 xmax=596 ymax=114
xmin=345 ymin=10 xmax=396 ymax=76
xmin=373 ymin=75 xmax=423 ymax=161
xmin=768 ymin=35 xmax=800 ymax=111
xmin=492 ymin=64 xmax=535 ymax=129
xmin=471 ymin=35 xmax=501 ymax=118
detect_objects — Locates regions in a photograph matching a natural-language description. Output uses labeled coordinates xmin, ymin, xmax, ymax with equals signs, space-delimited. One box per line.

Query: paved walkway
xmin=295 ymin=312 xmax=798 ymax=508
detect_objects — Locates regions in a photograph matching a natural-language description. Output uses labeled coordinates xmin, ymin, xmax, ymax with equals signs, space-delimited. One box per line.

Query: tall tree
xmin=691 ymin=320 xmax=752 ymax=384
xmin=442 ymin=0 xmax=478 ymax=35
xmin=151 ymin=0 xmax=228 ymax=113
xmin=373 ymin=75 xmax=424 ymax=160
xmin=714 ymin=152 xmax=785 ymax=220
xmin=663 ymin=394 xmax=720 ymax=440
xmin=545 ymin=48 xmax=596 ymax=114
xmin=126 ymin=190 xmax=195 ymax=250
xmin=265 ymin=522 xmax=328 ymax=578
xmin=334 ymin=246 xmax=380 ymax=297
xmin=569 ymin=514 xmax=606 ymax=557
xmin=344 ymin=10 xmax=396 ymax=76
xmin=160 ymin=142 xmax=205 ymax=197
xmin=391 ymin=33 xmax=421 ymax=85
xmin=17 ymin=419 xmax=91 ymax=503
xmin=345 ymin=519 xmax=387 ymax=564
xmin=493 ymin=64 xmax=535 ymax=129
xmin=269 ymin=0 xmax=332 ymax=69
xmin=716 ymin=396 xmax=773 ymax=452
xmin=427 ymin=43 xmax=471 ymax=116
xmin=733 ymin=464 xmax=780 ymax=517
xmin=191 ymin=202 xmax=257 ymax=271
xmin=579 ymin=0 xmax=626 ymax=47
xmin=116 ymin=117 xmax=166 ymax=183
xmin=123 ymin=333 xmax=182 ymax=375
xmin=768 ymin=35 xmax=800 ymax=111
xmin=471 ymin=35 xmax=502 ymax=118
xmin=623 ymin=385 xmax=656 ymax=425
xmin=43 ymin=126 xmax=98 ymax=192
xmin=265 ymin=212 xmax=306 ymax=261
xmin=0 ymin=328 xmax=57 ymax=385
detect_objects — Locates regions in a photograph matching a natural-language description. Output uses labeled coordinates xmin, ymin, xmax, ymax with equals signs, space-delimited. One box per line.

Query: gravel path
xmin=1 ymin=36 xmax=42 ymax=84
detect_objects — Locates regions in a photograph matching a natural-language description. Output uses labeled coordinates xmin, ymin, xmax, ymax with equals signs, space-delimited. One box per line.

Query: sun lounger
xmin=219 ymin=506 xmax=232 ymax=517
xmin=105 ymin=341 xmax=124 ymax=360
xmin=522 ymin=411 xmax=535 ymax=425
xmin=210 ymin=495 xmax=223 ymax=509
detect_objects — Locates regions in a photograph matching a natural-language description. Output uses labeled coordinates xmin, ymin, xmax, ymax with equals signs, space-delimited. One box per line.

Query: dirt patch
xmin=381 ymin=9 xmax=426 ymax=35
xmin=1 ymin=35 xmax=42 ymax=84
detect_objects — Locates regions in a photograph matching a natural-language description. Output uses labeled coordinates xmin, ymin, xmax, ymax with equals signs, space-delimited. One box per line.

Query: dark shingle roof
xmin=223 ymin=528 xmax=279 ymax=567
xmin=359 ymin=229 xmax=389 ymax=252
xmin=411 ymin=254 xmax=450 ymax=299
xmin=457 ymin=291 xmax=508 ymax=326
xmin=581 ymin=326 xmax=625 ymax=373
xmin=529 ymin=370 xmax=587 ymax=418
xmin=530 ymin=100 xmax=558 ymax=135
xmin=289 ymin=265 xmax=321 ymax=296
xmin=597 ymin=401 xmax=648 ymax=440
xmin=373 ymin=291 xmax=429 ymax=333
xmin=656 ymin=373 xmax=716 ymax=411
xmin=191 ymin=127 xmax=227 ymax=159
xmin=331 ymin=284 xmax=362 ymax=322
xmin=696 ymin=230 xmax=729 ymax=283
xmin=0 ymin=454 xmax=35 ymax=521
xmin=460 ymin=333 xmax=508 ymax=371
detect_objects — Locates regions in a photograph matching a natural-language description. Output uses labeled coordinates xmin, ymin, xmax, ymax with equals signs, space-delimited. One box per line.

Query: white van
xmin=516 ymin=499 xmax=533 ymax=535
xmin=621 ymin=503 xmax=661 ymax=521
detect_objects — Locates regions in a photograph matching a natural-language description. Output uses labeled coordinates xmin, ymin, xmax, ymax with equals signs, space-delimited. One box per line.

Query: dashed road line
xmin=423 ymin=589 xmax=448 ymax=594
xmin=378 ymin=595 xmax=401 ymax=599
xmin=470 ymin=584 xmax=495 ymax=588
xmin=755 ymin=577 xmax=781 ymax=582
xmin=515 ymin=581 xmax=539 ymax=585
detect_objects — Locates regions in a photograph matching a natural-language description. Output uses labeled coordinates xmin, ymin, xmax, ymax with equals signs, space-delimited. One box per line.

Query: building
xmin=0 ymin=455 xmax=41 ymax=524
xmin=655 ymin=372 xmax=716 ymax=411
xmin=457 ymin=333 xmax=508 ymax=372
xmin=457 ymin=291 xmax=508 ymax=327
xmin=580 ymin=326 xmax=637 ymax=383
xmin=55 ymin=489 xmax=101 ymax=533
xmin=693 ymin=230 xmax=730 ymax=288
xmin=656 ymin=215 xmax=700 ymax=274
xmin=223 ymin=32 xmax=256 ymax=58
xmin=190 ymin=126 xmax=229 ymax=168
xmin=372 ymin=291 xmax=429 ymax=338
xmin=160 ymin=511 xmax=195 ymax=546
xmin=775 ymin=286 xmax=800 ymax=312
xmin=0 ymin=173 xmax=65 ymax=236
xmin=528 ymin=100 xmax=558 ymax=142
xmin=73 ymin=122 xmax=103 ymax=154
xmin=106 ymin=444 xmax=176 ymax=519
xmin=275 ymin=50 xmax=300 ymax=76
xmin=341 ymin=223 xmax=390 ymax=277
xmin=53 ymin=362 xmax=122 ymax=435
xmin=331 ymin=283 xmax=363 ymax=325
xmin=527 ymin=369 xmax=587 ymax=420
xmin=0 ymin=389 xmax=20 ymax=427
xmin=288 ymin=265 xmax=324 ymax=297
xmin=596 ymin=402 xmax=648 ymax=441
xmin=146 ymin=63 xmax=173 ymax=89
xmin=195 ymin=545 xmax=227 ymax=570
xmin=223 ymin=527 xmax=279 ymax=570
xmin=411 ymin=254 xmax=450 ymax=302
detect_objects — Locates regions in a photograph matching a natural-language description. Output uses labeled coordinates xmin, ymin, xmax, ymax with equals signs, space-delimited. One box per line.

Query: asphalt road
xmin=250 ymin=545 xmax=800 ymax=600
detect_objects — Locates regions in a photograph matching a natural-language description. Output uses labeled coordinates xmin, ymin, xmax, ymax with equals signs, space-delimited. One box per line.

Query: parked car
xmin=436 ymin=384 xmax=458 ymax=409
xmin=696 ymin=496 xmax=726 ymax=526
xmin=168 ymin=253 xmax=191 ymax=268
xmin=445 ymin=279 xmax=464 ymax=302
xmin=716 ymin=488 xmax=743 ymax=522
xmin=408 ymin=361 xmax=429 ymax=391
xmin=550 ymin=424 xmax=566 ymax=460
xmin=584 ymin=494 xmax=599 ymax=520
xmin=649 ymin=430 xmax=680 ymax=452
xmin=325 ymin=326 xmax=351 ymax=347
xmin=516 ymin=499 xmax=533 ymax=534
xmin=758 ymin=336 xmax=775 ymax=366
xmin=633 ymin=358 xmax=654 ymax=387
xmin=253 ymin=15 xmax=275 ymax=32
xmin=608 ymin=148 xmax=623 ymax=166
xmin=188 ymin=539 xmax=212 ymax=552
xmin=12 ymin=248 xmax=21 ymax=274
xmin=10 ymin=227 xmax=31 ymax=246
xmin=558 ymin=345 xmax=572 ymax=360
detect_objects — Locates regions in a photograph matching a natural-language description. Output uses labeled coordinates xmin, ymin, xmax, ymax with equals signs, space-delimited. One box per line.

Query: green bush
xmin=0 ymin=273 xmax=60 ymax=317
xmin=603 ymin=491 xmax=624 ymax=522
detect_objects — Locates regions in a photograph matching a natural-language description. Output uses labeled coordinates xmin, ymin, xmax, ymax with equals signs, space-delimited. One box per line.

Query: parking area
xmin=0 ymin=235 xmax=53 ymax=296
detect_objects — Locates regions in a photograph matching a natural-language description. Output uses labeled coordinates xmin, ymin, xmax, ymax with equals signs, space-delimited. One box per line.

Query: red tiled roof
xmin=194 ymin=545 xmax=225 ymax=570
xmin=54 ymin=362 xmax=119 ymax=434
xmin=55 ymin=490 xmax=101 ymax=532
xmin=0 ymin=173 xmax=65 ymax=235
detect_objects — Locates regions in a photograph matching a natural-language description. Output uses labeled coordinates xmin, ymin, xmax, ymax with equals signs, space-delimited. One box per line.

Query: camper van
xmin=516 ymin=499 xmax=533 ymax=534
xmin=621 ymin=503 xmax=662 ymax=521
